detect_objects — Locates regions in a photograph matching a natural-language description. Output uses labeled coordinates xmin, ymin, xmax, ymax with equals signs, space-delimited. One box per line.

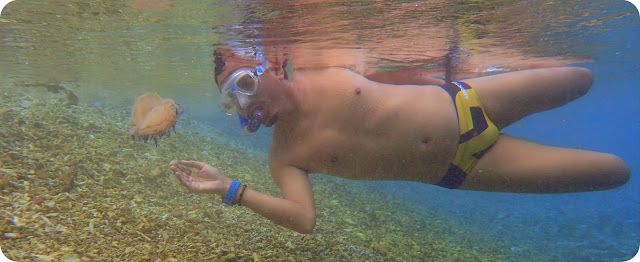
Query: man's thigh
xmin=458 ymin=135 xmax=629 ymax=193
xmin=462 ymin=67 xmax=592 ymax=129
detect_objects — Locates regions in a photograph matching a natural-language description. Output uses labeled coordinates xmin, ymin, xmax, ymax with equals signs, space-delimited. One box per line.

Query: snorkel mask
xmin=218 ymin=65 xmax=266 ymax=134
xmin=216 ymin=45 xmax=270 ymax=134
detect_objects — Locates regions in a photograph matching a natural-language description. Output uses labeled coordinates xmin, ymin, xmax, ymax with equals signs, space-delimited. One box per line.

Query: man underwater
xmin=170 ymin=48 xmax=630 ymax=234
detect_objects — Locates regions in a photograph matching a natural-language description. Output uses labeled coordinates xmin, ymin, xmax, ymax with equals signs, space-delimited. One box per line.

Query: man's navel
xmin=419 ymin=137 xmax=434 ymax=150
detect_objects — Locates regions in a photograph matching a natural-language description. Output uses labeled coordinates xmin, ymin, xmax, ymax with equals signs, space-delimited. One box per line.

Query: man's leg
xmin=458 ymin=135 xmax=629 ymax=193
xmin=463 ymin=67 xmax=593 ymax=129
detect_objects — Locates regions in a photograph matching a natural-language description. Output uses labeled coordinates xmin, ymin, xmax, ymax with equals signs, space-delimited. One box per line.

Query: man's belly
xmin=303 ymin=127 xmax=460 ymax=184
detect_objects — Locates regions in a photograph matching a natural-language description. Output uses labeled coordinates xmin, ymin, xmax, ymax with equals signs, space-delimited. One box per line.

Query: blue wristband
xmin=223 ymin=180 xmax=241 ymax=205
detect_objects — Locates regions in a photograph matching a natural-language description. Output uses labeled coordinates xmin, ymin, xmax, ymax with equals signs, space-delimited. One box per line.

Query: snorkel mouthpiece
xmin=238 ymin=109 xmax=262 ymax=135
xmin=247 ymin=109 xmax=263 ymax=134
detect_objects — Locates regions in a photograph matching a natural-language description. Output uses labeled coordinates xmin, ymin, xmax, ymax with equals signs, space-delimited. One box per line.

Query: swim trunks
xmin=436 ymin=81 xmax=499 ymax=189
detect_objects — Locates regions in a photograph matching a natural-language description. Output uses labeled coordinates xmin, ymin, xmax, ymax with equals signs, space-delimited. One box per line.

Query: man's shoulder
xmin=293 ymin=67 xmax=367 ymax=82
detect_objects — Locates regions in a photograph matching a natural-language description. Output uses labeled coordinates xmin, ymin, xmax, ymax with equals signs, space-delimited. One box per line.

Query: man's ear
xmin=268 ymin=59 xmax=289 ymax=80
xmin=281 ymin=60 xmax=289 ymax=80
xmin=264 ymin=46 xmax=289 ymax=80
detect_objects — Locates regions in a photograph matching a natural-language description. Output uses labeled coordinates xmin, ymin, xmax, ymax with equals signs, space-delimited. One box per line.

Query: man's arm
xmin=171 ymin=160 xmax=316 ymax=234
xmin=239 ymin=165 xmax=316 ymax=234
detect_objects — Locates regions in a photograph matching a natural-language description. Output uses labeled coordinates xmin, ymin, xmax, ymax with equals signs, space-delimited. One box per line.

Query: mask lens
xmin=234 ymin=73 xmax=257 ymax=94
xmin=219 ymin=91 xmax=237 ymax=115
xmin=217 ymin=67 xmax=260 ymax=115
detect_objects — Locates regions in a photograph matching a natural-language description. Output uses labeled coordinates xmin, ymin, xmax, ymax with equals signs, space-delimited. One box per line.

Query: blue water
xmin=375 ymin=5 xmax=640 ymax=261
xmin=207 ymin=1 xmax=640 ymax=260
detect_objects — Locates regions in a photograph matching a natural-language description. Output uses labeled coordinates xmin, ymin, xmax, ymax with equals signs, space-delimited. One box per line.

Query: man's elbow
xmin=294 ymin=213 xmax=316 ymax=234
xmin=296 ymin=224 xmax=315 ymax=235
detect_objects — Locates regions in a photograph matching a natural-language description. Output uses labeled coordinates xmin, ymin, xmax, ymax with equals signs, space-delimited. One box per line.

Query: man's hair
xmin=213 ymin=49 xmax=226 ymax=86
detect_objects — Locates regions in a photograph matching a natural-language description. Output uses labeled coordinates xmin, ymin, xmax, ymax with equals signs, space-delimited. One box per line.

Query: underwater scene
xmin=0 ymin=0 xmax=639 ymax=261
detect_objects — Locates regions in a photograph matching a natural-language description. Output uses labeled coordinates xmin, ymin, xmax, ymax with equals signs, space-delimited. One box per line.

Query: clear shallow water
xmin=0 ymin=0 xmax=638 ymax=261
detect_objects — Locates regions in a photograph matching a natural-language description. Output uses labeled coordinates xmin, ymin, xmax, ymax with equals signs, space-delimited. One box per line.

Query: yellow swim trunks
xmin=436 ymin=81 xmax=499 ymax=189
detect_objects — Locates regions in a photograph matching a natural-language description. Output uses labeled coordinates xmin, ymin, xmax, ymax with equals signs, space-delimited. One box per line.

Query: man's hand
xmin=170 ymin=160 xmax=231 ymax=195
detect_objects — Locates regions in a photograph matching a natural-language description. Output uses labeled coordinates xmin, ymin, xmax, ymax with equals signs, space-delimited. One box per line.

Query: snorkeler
xmin=170 ymin=48 xmax=630 ymax=234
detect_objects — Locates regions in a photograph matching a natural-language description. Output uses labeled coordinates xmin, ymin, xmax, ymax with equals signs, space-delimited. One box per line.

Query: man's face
xmin=214 ymin=49 xmax=280 ymax=129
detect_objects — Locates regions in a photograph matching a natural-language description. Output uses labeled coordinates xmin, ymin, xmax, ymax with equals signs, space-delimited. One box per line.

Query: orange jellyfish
xmin=129 ymin=92 xmax=184 ymax=146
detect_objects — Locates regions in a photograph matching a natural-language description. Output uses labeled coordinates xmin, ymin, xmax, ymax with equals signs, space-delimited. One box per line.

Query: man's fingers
xmin=173 ymin=172 xmax=206 ymax=193
xmin=181 ymin=160 xmax=206 ymax=170
xmin=173 ymin=168 xmax=195 ymax=187
xmin=171 ymin=165 xmax=186 ymax=179
xmin=175 ymin=163 xmax=192 ymax=175
xmin=171 ymin=164 xmax=193 ymax=181
xmin=170 ymin=162 xmax=186 ymax=173
xmin=171 ymin=160 xmax=210 ymax=193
